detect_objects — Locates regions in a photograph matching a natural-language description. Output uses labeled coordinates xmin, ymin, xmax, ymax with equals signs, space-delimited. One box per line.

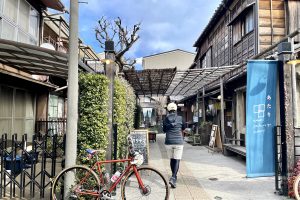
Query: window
xmin=0 ymin=0 xmax=39 ymax=44
xmin=0 ymin=85 xmax=35 ymax=140
xmin=49 ymin=94 xmax=65 ymax=119
xmin=2 ymin=20 xmax=15 ymax=40
xmin=233 ymin=21 xmax=241 ymax=44
xmin=29 ymin=8 xmax=39 ymax=38
xmin=244 ymin=9 xmax=254 ymax=35
xmin=4 ymin=0 xmax=18 ymax=23
xmin=19 ymin=0 xmax=30 ymax=32
xmin=232 ymin=7 xmax=254 ymax=44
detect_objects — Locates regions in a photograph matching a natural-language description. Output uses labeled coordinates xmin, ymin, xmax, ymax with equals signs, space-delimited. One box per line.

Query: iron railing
xmin=35 ymin=119 xmax=67 ymax=138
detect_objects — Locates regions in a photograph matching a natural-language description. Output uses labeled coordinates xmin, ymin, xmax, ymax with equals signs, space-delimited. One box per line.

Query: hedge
xmin=78 ymin=74 xmax=135 ymax=164
xmin=78 ymin=73 xmax=109 ymax=164
xmin=113 ymin=77 xmax=136 ymax=160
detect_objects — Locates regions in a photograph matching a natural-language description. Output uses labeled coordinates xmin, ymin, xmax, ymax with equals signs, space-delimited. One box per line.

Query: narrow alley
xmin=149 ymin=134 xmax=283 ymax=200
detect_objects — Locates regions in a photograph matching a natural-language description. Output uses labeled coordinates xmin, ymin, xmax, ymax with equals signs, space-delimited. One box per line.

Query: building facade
xmin=0 ymin=0 xmax=99 ymax=140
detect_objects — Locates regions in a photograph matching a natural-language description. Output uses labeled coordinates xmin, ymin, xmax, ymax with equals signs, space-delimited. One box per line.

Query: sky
xmin=61 ymin=0 xmax=221 ymax=67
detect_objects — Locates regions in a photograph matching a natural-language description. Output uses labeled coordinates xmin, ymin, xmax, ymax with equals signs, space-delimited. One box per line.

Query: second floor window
xmin=243 ymin=9 xmax=254 ymax=35
xmin=232 ymin=8 xmax=254 ymax=44
xmin=0 ymin=0 xmax=39 ymax=45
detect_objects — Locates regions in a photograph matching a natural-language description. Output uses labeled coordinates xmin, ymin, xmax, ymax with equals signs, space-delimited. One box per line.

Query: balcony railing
xmin=43 ymin=36 xmax=68 ymax=53
xmin=35 ymin=118 xmax=67 ymax=137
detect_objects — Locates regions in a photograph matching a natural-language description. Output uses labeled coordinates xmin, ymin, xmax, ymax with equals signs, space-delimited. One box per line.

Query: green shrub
xmin=78 ymin=73 xmax=109 ymax=164
xmin=114 ymin=77 xmax=135 ymax=160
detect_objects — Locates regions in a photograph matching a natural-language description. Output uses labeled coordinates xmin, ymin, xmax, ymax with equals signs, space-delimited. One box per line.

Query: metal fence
xmin=0 ymin=133 xmax=65 ymax=199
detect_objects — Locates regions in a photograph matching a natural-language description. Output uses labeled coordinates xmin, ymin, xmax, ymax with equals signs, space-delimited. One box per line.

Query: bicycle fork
xmin=133 ymin=166 xmax=149 ymax=195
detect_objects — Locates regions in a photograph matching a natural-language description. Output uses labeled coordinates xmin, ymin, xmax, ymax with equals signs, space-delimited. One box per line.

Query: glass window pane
xmin=15 ymin=89 xmax=25 ymax=117
xmin=25 ymin=92 xmax=34 ymax=118
xmin=29 ymin=7 xmax=39 ymax=38
xmin=0 ymin=119 xmax=12 ymax=135
xmin=58 ymin=98 xmax=64 ymax=118
xmin=18 ymin=30 xmax=29 ymax=43
xmin=13 ymin=119 xmax=24 ymax=136
xmin=2 ymin=20 xmax=15 ymax=40
xmin=25 ymin=119 xmax=34 ymax=140
xmin=29 ymin=37 xmax=37 ymax=45
xmin=4 ymin=0 xmax=18 ymax=23
xmin=245 ymin=9 xmax=254 ymax=34
xmin=0 ymin=0 xmax=3 ymax=14
xmin=19 ymin=0 xmax=30 ymax=32
xmin=0 ymin=86 xmax=13 ymax=117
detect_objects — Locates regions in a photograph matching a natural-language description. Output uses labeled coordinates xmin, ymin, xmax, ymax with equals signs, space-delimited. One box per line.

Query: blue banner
xmin=246 ymin=60 xmax=278 ymax=177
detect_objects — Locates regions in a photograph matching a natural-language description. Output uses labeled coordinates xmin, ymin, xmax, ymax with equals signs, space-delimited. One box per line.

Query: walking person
xmin=163 ymin=102 xmax=184 ymax=188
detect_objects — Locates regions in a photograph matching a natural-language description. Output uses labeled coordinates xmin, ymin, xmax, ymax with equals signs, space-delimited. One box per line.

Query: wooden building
xmin=0 ymin=0 xmax=100 ymax=140
xmin=183 ymin=0 xmax=300 ymax=152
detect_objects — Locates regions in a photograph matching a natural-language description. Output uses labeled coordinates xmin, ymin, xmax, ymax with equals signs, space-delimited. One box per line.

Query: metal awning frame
xmin=166 ymin=65 xmax=238 ymax=97
xmin=0 ymin=39 xmax=68 ymax=78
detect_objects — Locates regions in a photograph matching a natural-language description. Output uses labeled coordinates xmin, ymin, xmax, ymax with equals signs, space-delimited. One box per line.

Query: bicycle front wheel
xmin=51 ymin=165 xmax=100 ymax=200
xmin=294 ymin=174 xmax=300 ymax=200
xmin=121 ymin=166 xmax=169 ymax=200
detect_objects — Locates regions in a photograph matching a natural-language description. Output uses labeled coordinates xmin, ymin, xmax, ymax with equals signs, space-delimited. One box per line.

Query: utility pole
xmin=64 ymin=0 xmax=79 ymax=196
xmin=277 ymin=42 xmax=293 ymax=195
xmin=105 ymin=41 xmax=116 ymax=174
xmin=65 ymin=0 xmax=78 ymax=170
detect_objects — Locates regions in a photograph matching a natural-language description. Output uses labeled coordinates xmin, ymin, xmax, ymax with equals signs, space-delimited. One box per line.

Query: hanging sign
xmin=246 ymin=60 xmax=278 ymax=177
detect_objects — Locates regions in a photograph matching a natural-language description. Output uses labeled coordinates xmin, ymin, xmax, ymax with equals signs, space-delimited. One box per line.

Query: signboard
xmin=246 ymin=60 xmax=278 ymax=177
xmin=130 ymin=130 xmax=149 ymax=165
xmin=208 ymin=125 xmax=222 ymax=150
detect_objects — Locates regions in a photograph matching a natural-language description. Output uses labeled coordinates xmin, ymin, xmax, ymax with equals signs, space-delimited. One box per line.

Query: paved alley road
xmin=148 ymin=134 xmax=285 ymax=200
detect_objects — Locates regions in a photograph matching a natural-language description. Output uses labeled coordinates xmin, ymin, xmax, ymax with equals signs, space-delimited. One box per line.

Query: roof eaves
xmin=193 ymin=0 xmax=231 ymax=47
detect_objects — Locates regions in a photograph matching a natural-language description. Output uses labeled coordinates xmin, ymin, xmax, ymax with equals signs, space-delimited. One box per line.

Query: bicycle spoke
xmin=52 ymin=166 xmax=100 ymax=200
xmin=122 ymin=167 xmax=169 ymax=200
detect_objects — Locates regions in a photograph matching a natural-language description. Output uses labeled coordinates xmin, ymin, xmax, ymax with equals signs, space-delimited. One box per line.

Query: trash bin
xmin=5 ymin=155 xmax=23 ymax=174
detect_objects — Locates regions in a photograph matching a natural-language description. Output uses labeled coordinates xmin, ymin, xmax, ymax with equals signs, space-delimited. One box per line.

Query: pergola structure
xmin=124 ymin=65 xmax=238 ymax=99
xmin=123 ymin=68 xmax=177 ymax=96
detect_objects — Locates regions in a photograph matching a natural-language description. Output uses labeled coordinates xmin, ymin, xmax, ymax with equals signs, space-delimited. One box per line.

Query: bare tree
xmin=95 ymin=17 xmax=141 ymax=72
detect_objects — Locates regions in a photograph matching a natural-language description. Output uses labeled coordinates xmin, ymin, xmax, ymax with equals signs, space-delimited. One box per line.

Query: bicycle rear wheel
xmin=121 ymin=166 xmax=169 ymax=200
xmin=51 ymin=165 xmax=100 ymax=200
xmin=294 ymin=174 xmax=300 ymax=200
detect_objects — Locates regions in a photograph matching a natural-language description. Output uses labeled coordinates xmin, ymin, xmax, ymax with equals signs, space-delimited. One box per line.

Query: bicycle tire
xmin=294 ymin=174 xmax=300 ymax=200
xmin=121 ymin=166 xmax=169 ymax=200
xmin=51 ymin=165 xmax=101 ymax=200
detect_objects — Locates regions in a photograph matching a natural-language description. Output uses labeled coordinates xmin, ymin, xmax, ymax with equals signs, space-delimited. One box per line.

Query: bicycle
xmin=51 ymin=136 xmax=169 ymax=199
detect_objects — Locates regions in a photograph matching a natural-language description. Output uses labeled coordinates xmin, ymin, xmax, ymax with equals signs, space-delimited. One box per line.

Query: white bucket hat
xmin=167 ymin=102 xmax=177 ymax=111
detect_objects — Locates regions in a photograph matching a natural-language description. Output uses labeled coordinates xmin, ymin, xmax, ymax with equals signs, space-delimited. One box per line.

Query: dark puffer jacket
xmin=163 ymin=113 xmax=184 ymax=145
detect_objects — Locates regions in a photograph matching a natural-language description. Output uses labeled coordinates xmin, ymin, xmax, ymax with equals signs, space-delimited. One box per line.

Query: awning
xmin=0 ymin=39 xmax=68 ymax=78
xmin=123 ymin=68 xmax=176 ymax=96
xmin=41 ymin=0 xmax=65 ymax=12
xmin=166 ymin=66 xmax=237 ymax=97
